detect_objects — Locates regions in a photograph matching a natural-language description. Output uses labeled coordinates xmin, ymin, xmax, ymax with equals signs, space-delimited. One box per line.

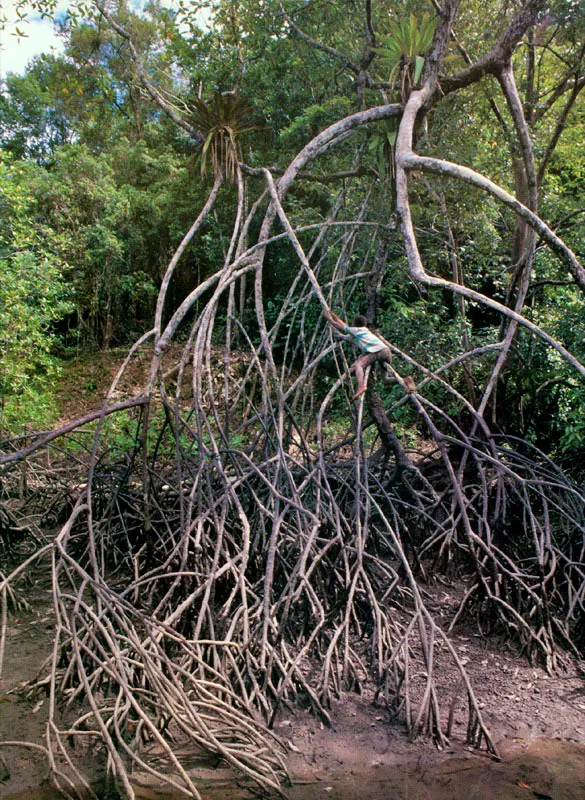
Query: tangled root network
xmin=1 ymin=172 xmax=584 ymax=799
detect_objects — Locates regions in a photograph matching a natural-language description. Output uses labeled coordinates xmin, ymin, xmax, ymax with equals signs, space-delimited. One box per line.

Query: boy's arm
xmin=324 ymin=309 xmax=349 ymax=334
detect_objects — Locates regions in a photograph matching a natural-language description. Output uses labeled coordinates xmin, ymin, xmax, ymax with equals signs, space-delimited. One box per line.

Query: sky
xmin=0 ymin=1 xmax=67 ymax=78
xmin=0 ymin=0 xmax=206 ymax=78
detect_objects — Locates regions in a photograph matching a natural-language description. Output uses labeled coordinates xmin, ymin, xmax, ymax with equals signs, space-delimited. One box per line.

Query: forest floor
xmin=1 ymin=567 xmax=584 ymax=800
xmin=1 ymin=351 xmax=585 ymax=799
xmin=53 ymin=347 xmax=158 ymax=423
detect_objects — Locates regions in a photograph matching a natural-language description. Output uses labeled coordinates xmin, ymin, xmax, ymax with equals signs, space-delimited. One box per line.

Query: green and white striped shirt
xmin=344 ymin=326 xmax=387 ymax=354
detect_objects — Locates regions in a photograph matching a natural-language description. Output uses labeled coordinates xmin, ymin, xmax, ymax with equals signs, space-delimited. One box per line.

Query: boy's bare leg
xmin=354 ymin=352 xmax=393 ymax=397
xmin=353 ymin=356 xmax=369 ymax=399
xmin=381 ymin=354 xmax=394 ymax=383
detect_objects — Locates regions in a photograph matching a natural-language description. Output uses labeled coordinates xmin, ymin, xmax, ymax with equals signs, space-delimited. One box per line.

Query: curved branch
xmin=278 ymin=103 xmax=402 ymax=193
xmin=0 ymin=395 xmax=150 ymax=468
xmin=477 ymin=61 xmax=538 ymax=418
xmin=262 ymin=168 xmax=328 ymax=307
xmin=402 ymin=154 xmax=585 ymax=292
xmin=394 ymin=74 xmax=585 ymax=378
xmin=498 ymin=62 xmax=538 ymax=212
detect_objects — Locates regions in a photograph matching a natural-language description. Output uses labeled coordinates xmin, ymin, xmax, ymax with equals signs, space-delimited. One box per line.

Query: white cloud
xmin=0 ymin=2 xmax=66 ymax=78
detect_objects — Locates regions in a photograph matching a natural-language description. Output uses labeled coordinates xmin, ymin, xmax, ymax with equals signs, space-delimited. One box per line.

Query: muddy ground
xmin=1 ymin=570 xmax=584 ymax=800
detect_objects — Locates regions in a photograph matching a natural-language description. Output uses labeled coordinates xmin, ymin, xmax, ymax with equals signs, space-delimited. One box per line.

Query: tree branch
xmin=402 ymin=153 xmax=585 ymax=293
xmin=393 ymin=10 xmax=585 ymax=380
xmin=0 ymin=396 xmax=150 ymax=468
xmin=439 ymin=0 xmax=546 ymax=96
xmin=279 ymin=2 xmax=360 ymax=75
xmin=92 ymin=0 xmax=202 ymax=143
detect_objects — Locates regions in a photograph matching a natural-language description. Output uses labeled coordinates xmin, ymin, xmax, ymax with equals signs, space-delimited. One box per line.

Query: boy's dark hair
xmin=353 ymin=315 xmax=369 ymax=327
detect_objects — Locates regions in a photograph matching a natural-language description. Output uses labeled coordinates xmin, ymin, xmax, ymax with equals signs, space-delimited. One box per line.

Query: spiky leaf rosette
xmin=192 ymin=92 xmax=259 ymax=181
xmin=376 ymin=13 xmax=437 ymax=99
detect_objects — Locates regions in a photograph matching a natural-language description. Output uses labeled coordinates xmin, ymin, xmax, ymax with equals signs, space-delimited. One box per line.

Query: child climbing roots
xmin=324 ymin=310 xmax=393 ymax=399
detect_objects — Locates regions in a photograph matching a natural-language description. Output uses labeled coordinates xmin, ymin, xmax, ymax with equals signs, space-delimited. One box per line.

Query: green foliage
xmin=16 ymin=138 xmax=210 ymax=349
xmin=280 ymin=97 xmax=353 ymax=151
xmin=1 ymin=0 xmax=584 ymax=466
xmin=0 ymin=57 xmax=73 ymax=161
xmin=367 ymin=119 xmax=398 ymax=182
xmin=558 ymin=387 xmax=585 ymax=452
xmin=0 ymin=154 xmax=72 ymax=431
